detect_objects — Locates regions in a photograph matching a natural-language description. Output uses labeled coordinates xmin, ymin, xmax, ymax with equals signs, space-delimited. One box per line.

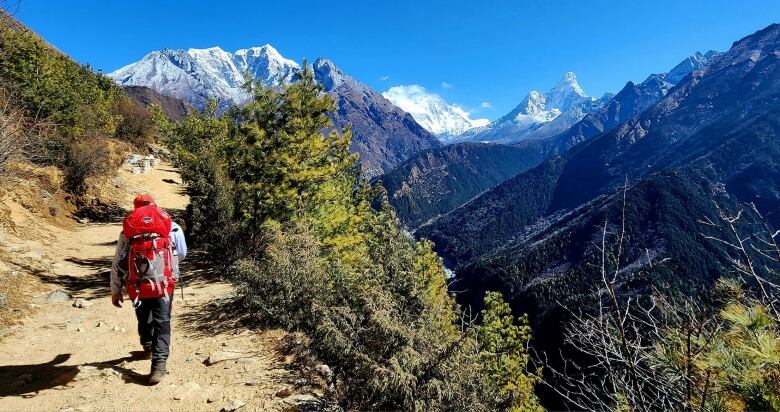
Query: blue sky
xmin=14 ymin=0 xmax=780 ymax=119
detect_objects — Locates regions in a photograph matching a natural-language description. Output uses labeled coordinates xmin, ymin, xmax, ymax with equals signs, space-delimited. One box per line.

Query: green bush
xmin=0 ymin=19 xmax=159 ymax=194
xmin=167 ymin=66 xmax=541 ymax=410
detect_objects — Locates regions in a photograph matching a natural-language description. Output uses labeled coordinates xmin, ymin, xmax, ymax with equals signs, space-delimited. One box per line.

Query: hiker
xmin=109 ymin=193 xmax=187 ymax=384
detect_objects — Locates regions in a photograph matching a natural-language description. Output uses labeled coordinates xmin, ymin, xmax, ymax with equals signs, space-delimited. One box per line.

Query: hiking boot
xmin=148 ymin=366 xmax=167 ymax=385
xmin=142 ymin=343 xmax=152 ymax=360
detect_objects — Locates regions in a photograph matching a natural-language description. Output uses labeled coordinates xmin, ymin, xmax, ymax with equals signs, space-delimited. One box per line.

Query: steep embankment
xmin=0 ymin=162 xmax=322 ymax=411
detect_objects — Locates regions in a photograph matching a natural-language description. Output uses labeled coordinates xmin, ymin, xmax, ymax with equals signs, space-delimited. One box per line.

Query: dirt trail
xmin=0 ymin=163 xmax=307 ymax=411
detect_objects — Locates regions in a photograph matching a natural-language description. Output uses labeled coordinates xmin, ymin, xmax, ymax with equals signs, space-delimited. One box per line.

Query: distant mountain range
xmin=415 ymin=24 xmax=780 ymax=340
xmin=110 ymin=46 xmax=439 ymax=178
xmin=456 ymin=72 xmax=613 ymax=144
xmin=311 ymin=59 xmax=441 ymax=178
xmin=109 ymin=45 xmax=299 ymax=111
xmin=379 ymin=50 xmax=721 ymax=229
xmin=536 ymin=50 xmax=720 ymax=157
xmin=382 ymin=85 xmax=489 ymax=140
xmin=376 ymin=142 xmax=544 ymax=228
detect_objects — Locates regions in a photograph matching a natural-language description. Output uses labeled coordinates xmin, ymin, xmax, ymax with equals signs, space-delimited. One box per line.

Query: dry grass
xmin=0 ymin=249 xmax=45 ymax=331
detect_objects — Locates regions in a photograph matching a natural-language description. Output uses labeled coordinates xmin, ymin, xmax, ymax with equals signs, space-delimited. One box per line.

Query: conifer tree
xmin=478 ymin=292 xmax=541 ymax=411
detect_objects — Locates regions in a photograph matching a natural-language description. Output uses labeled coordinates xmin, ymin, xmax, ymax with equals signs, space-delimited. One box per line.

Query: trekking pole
xmin=180 ymin=271 xmax=185 ymax=301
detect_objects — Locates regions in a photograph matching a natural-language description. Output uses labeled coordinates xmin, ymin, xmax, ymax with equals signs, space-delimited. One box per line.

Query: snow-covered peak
xmin=457 ymin=72 xmax=603 ymax=144
xmin=544 ymin=71 xmax=588 ymax=112
xmin=383 ymin=84 xmax=489 ymax=141
xmin=522 ymin=91 xmax=547 ymax=115
xmin=109 ymin=45 xmax=301 ymax=110
xmin=313 ymin=58 xmax=354 ymax=91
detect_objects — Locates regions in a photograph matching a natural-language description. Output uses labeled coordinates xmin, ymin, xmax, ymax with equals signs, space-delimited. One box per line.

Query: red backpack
xmin=122 ymin=205 xmax=175 ymax=305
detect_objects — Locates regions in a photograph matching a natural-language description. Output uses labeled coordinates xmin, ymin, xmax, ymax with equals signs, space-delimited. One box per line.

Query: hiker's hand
xmin=111 ymin=293 xmax=123 ymax=308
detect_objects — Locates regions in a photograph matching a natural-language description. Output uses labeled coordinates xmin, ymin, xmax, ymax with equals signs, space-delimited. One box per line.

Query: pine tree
xmin=478 ymin=292 xmax=541 ymax=411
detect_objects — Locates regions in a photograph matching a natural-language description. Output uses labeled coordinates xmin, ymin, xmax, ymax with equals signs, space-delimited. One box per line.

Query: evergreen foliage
xmin=0 ymin=18 xmax=158 ymax=194
xmin=478 ymin=292 xmax=541 ymax=411
xmin=165 ymin=64 xmax=540 ymax=410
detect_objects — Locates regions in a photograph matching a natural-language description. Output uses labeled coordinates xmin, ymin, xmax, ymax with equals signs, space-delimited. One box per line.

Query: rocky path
xmin=0 ymin=163 xmax=315 ymax=411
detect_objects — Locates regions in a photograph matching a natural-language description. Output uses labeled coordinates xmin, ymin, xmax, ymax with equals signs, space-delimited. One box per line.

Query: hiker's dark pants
xmin=134 ymin=296 xmax=173 ymax=369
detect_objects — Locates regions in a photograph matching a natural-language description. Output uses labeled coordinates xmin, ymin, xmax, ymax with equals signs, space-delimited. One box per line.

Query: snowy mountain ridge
xmin=457 ymin=71 xmax=603 ymax=143
xmin=382 ymin=85 xmax=489 ymax=141
xmin=109 ymin=45 xmax=299 ymax=110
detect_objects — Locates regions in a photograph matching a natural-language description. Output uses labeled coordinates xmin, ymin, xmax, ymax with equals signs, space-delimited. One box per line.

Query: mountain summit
xmin=310 ymin=57 xmax=441 ymax=178
xmin=458 ymin=71 xmax=606 ymax=143
xmin=544 ymin=71 xmax=587 ymax=111
xmin=109 ymin=45 xmax=299 ymax=111
xmin=111 ymin=48 xmax=439 ymax=178
xmin=382 ymin=85 xmax=489 ymax=141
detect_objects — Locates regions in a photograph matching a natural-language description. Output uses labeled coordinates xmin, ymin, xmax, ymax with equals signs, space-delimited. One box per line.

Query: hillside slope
xmin=313 ymin=58 xmax=441 ymax=178
xmin=378 ymin=142 xmax=544 ymax=228
xmin=420 ymin=23 xmax=780 ymax=269
xmin=123 ymin=85 xmax=195 ymax=122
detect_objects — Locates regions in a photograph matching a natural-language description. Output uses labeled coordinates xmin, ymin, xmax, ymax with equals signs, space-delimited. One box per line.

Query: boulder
xmin=279 ymin=394 xmax=320 ymax=412
xmin=173 ymin=381 xmax=201 ymax=401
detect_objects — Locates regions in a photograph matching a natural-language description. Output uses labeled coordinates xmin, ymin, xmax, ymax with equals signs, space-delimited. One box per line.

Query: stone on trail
xmin=315 ymin=364 xmax=333 ymax=381
xmin=221 ymin=399 xmax=245 ymax=411
xmin=275 ymin=388 xmax=292 ymax=398
xmin=72 ymin=298 xmax=94 ymax=309
xmin=173 ymin=381 xmax=201 ymax=401
xmin=207 ymin=392 xmax=223 ymax=403
xmin=279 ymin=394 xmax=320 ymax=412
xmin=46 ymin=289 xmax=73 ymax=302
xmin=205 ymin=350 xmax=248 ymax=366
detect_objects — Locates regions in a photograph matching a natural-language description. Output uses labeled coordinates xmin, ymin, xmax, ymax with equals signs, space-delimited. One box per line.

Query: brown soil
xmin=0 ymin=162 xmax=320 ymax=411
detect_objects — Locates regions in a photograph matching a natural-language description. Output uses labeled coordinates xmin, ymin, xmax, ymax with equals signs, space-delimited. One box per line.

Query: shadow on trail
xmin=38 ymin=257 xmax=113 ymax=297
xmin=177 ymin=250 xmax=250 ymax=336
xmin=74 ymin=201 xmax=129 ymax=223
xmin=0 ymin=352 xmax=152 ymax=397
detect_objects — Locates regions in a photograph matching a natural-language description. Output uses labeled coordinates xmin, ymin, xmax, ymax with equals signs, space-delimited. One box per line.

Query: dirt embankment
xmin=0 ymin=160 xmax=329 ymax=411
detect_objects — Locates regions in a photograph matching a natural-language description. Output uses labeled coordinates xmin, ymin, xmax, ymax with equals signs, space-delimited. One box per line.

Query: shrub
xmin=113 ymin=98 xmax=156 ymax=146
xmin=233 ymin=220 xmax=325 ymax=329
xmin=0 ymin=88 xmax=26 ymax=174
xmin=169 ymin=66 xmax=540 ymax=410
xmin=62 ymin=136 xmax=111 ymax=194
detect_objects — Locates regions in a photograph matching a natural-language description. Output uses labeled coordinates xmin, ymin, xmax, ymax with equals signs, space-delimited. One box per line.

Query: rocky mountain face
xmin=417 ymin=24 xmax=780 ymax=328
xmin=457 ymin=72 xmax=609 ymax=144
xmin=110 ymin=47 xmax=440 ymax=178
xmin=382 ymin=85 xmax=489 ymax=141
xmin=122 ymin=85 xmax=195 ymax=122
xmin=537 ymin=50 xmax=721 ymax=157
xmin=379 ymin=51 xmax=719 ymax=229
xmin=312 ymin=59 xmax=441 ymax=178
xmin=377 ymin=142 xmax=544 ymax=228
xmin=109 ymin=45 xmax=299 ymax=112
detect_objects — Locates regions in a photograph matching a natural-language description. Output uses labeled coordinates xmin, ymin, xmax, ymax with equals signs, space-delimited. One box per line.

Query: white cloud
xmin=382 ymin=84 xmax=489 ymax=138
xmin=379 ymin=75 xmax=390 ymax=81
xmin=441 ymin=81 xmax=453 ymax=89
xmin=480 ymin=101 xmax=493 ymax=109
